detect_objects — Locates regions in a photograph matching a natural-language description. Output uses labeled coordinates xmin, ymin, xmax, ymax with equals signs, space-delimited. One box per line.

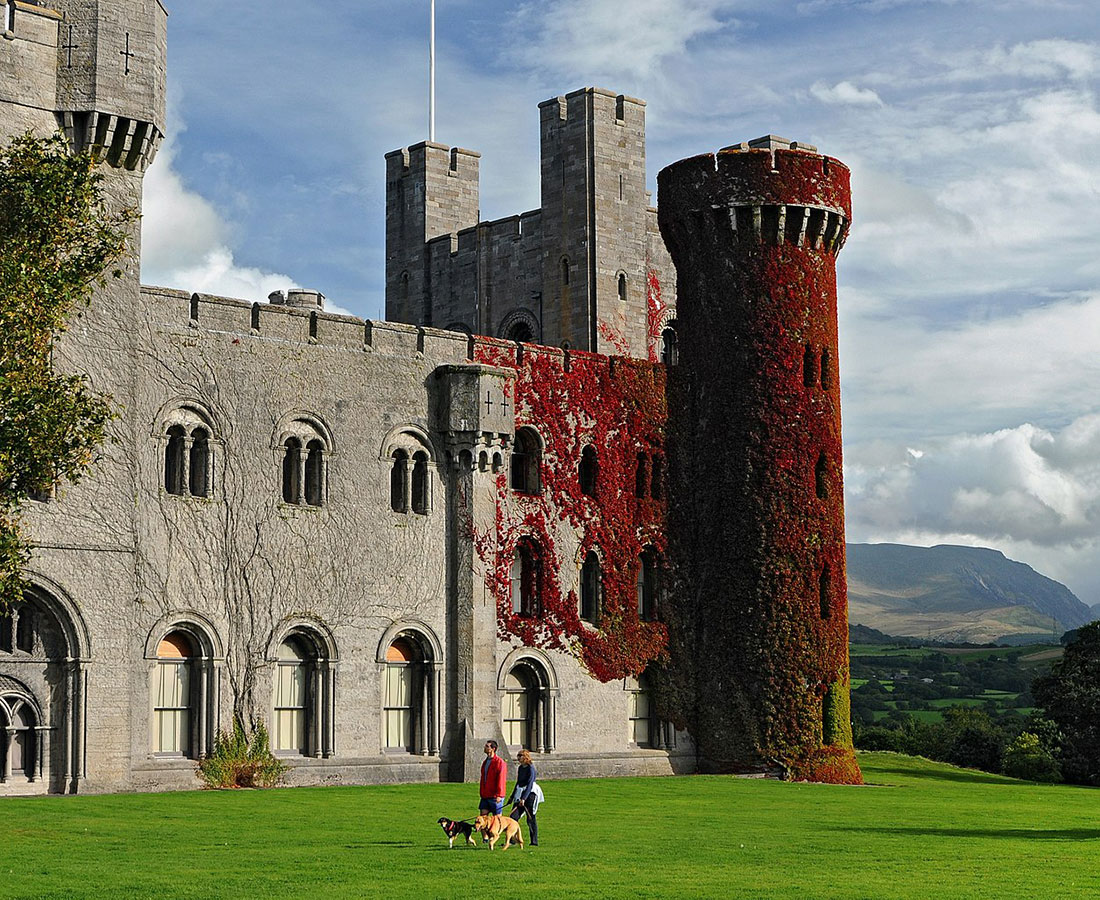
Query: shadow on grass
xmin=834 ymin=825 xmax=1100 ymax=842
xmin=868 ymin=765 xmax=1016 ymax=785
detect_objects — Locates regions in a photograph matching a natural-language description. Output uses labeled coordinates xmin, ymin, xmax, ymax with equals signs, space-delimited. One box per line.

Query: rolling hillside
xmin=846 ymin=543 xmax=1094 ymax=643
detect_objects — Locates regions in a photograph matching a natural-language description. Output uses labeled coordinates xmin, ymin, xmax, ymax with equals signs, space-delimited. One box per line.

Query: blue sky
xmin=140 ymin=0 xmax=1100 ymax=608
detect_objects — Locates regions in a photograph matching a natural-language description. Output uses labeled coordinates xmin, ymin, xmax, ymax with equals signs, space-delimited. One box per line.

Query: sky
xmin=140 ymin=0 xmax=1100 ymax=608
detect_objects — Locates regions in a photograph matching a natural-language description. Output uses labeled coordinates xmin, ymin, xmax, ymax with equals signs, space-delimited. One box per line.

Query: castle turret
xmin=657 ymin=137 xmax=861 ymax=783
xmin=538 ymin=88 xmax=649 ymax=354
xmin=385 ymin=142 xmax=480 ymax=326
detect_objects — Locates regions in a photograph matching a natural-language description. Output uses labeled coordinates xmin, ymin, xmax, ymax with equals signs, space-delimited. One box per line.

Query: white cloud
xmin=140 ymin=138 xmax=351 ymax=315
xmin=506 ymin=0 xmax=740 ymax=83
xmin=846 ymin=414 xmax=1100 ymax=603
xmin=811 ymin=81 xmax=884 ymax=106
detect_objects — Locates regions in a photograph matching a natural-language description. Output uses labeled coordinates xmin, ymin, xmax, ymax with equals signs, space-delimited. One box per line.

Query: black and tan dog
xmin=473 ymin=813 xmax=524 ymax=850
xmin=437 ymin=817 xmax=478 ymax=849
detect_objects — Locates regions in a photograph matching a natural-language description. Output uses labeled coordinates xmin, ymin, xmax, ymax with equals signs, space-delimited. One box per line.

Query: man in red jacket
xmin=479 ymin=740 xmax=507 ymax=816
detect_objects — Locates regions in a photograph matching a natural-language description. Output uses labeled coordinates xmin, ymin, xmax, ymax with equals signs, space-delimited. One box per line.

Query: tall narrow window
xmin=399 ymin=270 xmax=410 ymax=305
xmin=383 ymin=638 xmax=415 ymax=751
xmin=501 ymin=669 xmax=534 ymax=749
xmin=617 ymin=272 xmax=627 ymax=302
xmin=635 ymin=453 xmax=648 ymax=499
xmin=411 ymin=451 xmax=430 ymax=514
xmin=629 ymin=675 xmax=654 ymax=747
xmin=637 ymin=548 xmax=659 ymax=621
xmin=580 ymin=551 xmax=601 ymax=624
xmin=164 ymin=425 xmax=186 ymax=495
xmin=274 ymin=637 xmax=309 ymax=754
xmin=15 ymin=607 xmax=33 ymax=653
xmin=820 ymin=566 xmax=831 ymax=619
xmin=660 ymin=321 xmax=678 ymax=366
xmin=153 ymin=632 xmax=193 ymax=756
xmin=304 ymin=439 xmax=324 ymax=506
xmin=282 ymin=437 xmax=302 ymax=504
xmin=390 ymin=449 xmax=409 ymax=512
xmin=821 ymin=347 xmax=833 ymax=390
xmin=815 ymin=453 xmax=828 ymax=500
xmin=511 ymin=428 xmax=541 ymax=495
xmin=561 ymin=257 xmax=570 ymax=286
xmin=4 ymin=1 xmax=14 ymax=34
xmin=651 ymin=456 xmax=663 ymax=500
xmin=189 ymin=428 xmax=210 ymax=497
xmin=511 ymin=540 xmax=540 ymax=617
xmin=579 ymin=446 xmax=598 ymax=497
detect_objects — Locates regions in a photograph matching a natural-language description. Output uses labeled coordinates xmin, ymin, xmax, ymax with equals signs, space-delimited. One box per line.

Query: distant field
xmin=1 ymin=753 xmax=1098 ymax=899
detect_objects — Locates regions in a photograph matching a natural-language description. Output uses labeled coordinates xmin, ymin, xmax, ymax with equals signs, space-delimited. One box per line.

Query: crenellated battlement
xmin=657 ymin=139 xmax=851 ymax=258
xmin=538 ymin=87 xmax=645 ymax=127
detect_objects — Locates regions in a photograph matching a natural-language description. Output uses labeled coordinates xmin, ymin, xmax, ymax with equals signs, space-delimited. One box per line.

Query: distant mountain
xmin=846 ymin=543 xmax=1094 ymax=644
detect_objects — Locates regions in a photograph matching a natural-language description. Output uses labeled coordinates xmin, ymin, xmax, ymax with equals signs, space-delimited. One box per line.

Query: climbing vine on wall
xmin=645 ymin=268 xmax=668 ymax=363
xmin=473 ymin=340 xmax=668 ymax=682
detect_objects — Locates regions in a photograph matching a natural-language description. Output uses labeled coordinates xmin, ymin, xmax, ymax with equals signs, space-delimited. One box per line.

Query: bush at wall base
xmin=197 ymin=720 xmax=289 ymax=789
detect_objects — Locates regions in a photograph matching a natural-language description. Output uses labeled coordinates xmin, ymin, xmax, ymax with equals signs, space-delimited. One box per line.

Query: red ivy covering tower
xmin=656 ymin=137 xmax=862 ymax=783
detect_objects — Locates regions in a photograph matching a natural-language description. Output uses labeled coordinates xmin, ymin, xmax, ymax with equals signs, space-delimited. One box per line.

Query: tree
xmin=1033 ymin=621 xmax=1100 ymax=784
xmin=0 ymin=133 xmax=132 ymax=606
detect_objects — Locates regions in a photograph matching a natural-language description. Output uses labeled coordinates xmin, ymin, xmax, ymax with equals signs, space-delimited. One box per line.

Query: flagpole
xmin=429 ymin=0 xmax=436 ymax=142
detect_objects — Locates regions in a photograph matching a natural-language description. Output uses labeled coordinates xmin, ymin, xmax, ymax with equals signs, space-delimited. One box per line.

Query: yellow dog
xmin=473 ymin=813 xmax=524 ymax=850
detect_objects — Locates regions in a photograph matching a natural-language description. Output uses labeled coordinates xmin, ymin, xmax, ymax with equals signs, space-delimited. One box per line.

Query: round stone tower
xmin=657 ymin=137 xmax=861 ymax=783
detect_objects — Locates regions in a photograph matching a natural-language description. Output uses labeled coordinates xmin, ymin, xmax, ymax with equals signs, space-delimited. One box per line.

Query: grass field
xmin=2 ymin=753 xmax=1098 ymax=899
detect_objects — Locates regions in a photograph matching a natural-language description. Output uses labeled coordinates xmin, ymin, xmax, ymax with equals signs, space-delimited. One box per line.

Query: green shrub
xmin=1002 ymin=732 xmax=1060 ymax=783
xmin=197 ymin=720 xmax=288 ymax=789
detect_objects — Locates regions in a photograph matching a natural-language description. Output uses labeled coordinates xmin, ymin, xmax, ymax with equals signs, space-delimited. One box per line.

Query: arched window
xmin=161 ymin=405 xmax=216 ymax=499
xmin=0 ymin=698 xmax=36 ymax=782
xmin=279 ymin=419 xmax=330 ymax=507
xmin=274 ymin=636 xmax=310 ymax=755
xmin=561 ymin=257 xmax=570 ymax=286
xmin=660 ymin=320 xmax=678 ymax=366
xmin=282 ymin=437 xmax=302 ymax=503
xmin=629 ymin=674 xmax=654 ymax=747
xmin=189 ymin=428 xmax=210 ymax=497
xmin=153 ymin=631 xmax=194 ymax=756
xmin=511 ymin=428 xmax=541 ymax=495
xmin=501 ymin=668 xmax=536 ymax=750
xmin=579 ymin=446 xmax=598 ymax=497
xmin=820 ymin=347 xmax=833 ymax=390
xmin=815 ymin=453 xmax=828 ymax=500
xmin=511 ymin=539 xmax=540 ymax=617
xmin=580 ymin=551 xmax=601 ymax=624
xmin=399 ymin=270 xmax=410 ymax=304
xmin=617 ymin=272 xmax=627 ymax=302
xmin=383 ymin=638 xmax=416 ymax=752
xmin=411 ymin=451 xmax=430 ymax=514
xmin=390 ymin=449 xmax=409 ymax=512
xmin=164 ymin=425 xmax=186 ymax=495
xmin=506 ymin=320 xmax=534 ymax=343
xmin=635 ymin=453 xmax=648 ymax=499
xmin=803 ymin=344 xmax=817 ymax=388
xmin=637 ymin=547 xmax=660 ymax=621
xmin=499 ymin=655 xmax=555 ymax=753
xmin=304 ymin=439 xmax=325 ymax=506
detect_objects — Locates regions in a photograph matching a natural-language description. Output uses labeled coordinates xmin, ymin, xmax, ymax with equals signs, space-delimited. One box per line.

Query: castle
xmin=0 ymin=0 xmax=858 ymax=793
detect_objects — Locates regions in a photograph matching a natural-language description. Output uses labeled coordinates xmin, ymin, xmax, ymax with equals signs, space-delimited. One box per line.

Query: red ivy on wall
xmin=473 ymin=341 xmax=669 ymax=682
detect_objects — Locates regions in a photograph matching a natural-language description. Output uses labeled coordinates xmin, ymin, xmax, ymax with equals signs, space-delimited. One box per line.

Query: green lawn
xmin=2 ymin=753 xmax=1098 ymax=899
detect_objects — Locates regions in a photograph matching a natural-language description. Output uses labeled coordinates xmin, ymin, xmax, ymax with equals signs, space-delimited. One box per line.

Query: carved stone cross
xmin=120 ymin=32 xmax=135 ymax=74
